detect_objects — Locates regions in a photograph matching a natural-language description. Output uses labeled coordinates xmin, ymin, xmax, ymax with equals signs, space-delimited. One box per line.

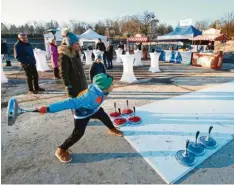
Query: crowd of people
xmin=12 ymin=30 xmax=123 ymax=163
xmin=80 ymin=38 xmax=114 ymax=69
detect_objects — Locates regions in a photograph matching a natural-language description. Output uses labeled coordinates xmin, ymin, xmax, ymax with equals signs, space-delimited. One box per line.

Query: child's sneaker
xmin=55 ymin=147 xmax=72 ymax=163
xmin=108 ymin=128 xmax=123 ymax=137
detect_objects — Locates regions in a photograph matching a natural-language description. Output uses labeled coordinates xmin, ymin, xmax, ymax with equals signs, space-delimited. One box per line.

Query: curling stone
xmin=109 ymin=103 xmax=121 ymax=118
xmin=175 ymin=139 xmax=196 ymax=167
xmin=187 ymin=131 xmax=205 ymax=156
xmin=199 ymin=126 xmax=217 ymax=149
xmin=128 ymin=107 xmax=142 ymax=124
xmin=122 ymin=100 xmax=133 ymax=115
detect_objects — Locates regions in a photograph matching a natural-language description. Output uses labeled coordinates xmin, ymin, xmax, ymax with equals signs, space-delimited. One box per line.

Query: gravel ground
xmin=1 ymin=59 xmax=234 ymax=184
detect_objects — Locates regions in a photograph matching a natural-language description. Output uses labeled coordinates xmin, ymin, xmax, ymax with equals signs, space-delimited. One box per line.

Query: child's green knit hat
xmin=93 ymin=73 xmax=113 ymax=90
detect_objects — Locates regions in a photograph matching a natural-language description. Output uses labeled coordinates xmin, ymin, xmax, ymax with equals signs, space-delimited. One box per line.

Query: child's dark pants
xmin=60 ymin=107 xmax=115 ymax=150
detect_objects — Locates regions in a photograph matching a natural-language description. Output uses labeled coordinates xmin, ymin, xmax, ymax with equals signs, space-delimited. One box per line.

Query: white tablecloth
xmin=1 ymin=54 xmax=8 ymax=83
xmin=93 ymin=50 xmax=104 ymax=60
xmin=84 ymin=50 xmax=93 ymax=65
xmin=149 ymin=52 xmax=161 ymax=73
xmin=80 ymin=54 xmax=84 ymax=61
xmin=134 ymin=49 xmax=143 ymax=66
xmin=196 ymin=56 xmax=213 ymax=67
xmin=120 ymin=53 xmax=137 ymax=83
xmin=33 ymin=49 xmax=50 ymax=72
xmin=115 ymin=49 xmax=123 ymax=63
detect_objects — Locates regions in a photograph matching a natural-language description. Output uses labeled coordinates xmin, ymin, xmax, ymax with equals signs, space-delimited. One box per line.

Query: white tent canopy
xmin=79 ymin=29 xmax=107 ymax=46
xmin=43 ymin=28 xmax=106 ymax=58
xmin=44 ymin=28 xmax=63 ymax=42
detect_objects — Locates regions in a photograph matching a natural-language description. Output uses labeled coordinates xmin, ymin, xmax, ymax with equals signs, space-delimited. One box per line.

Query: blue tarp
xmin=158 ymin=50 xmax=192 ymax=65
xmin=157 ymin=26 xmax=202 ymax=40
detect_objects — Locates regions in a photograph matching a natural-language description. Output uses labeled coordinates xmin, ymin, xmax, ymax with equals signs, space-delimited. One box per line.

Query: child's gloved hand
xmin=37 ymin=106 xmax=48 ymax=114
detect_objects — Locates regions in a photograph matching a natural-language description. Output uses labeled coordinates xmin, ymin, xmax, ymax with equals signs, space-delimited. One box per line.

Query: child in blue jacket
xmin=37 ymin=73 xmax=123 ymax=163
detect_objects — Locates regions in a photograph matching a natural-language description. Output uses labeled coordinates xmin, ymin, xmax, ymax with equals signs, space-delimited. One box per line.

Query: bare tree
xmin=166 ymin=25 xmax=173 ymax=33
xmin=156 ymin=23 xmax=167 ymax=35
xmin=1 ymin=11 xmax=176 ymax=38
xmin=28 ymin=25 xmax=35 ymax=35
xmin=9 ymin=24 xmax=18 ymax=34
xmin=1 ymin=23 xmax=9 ymax=34
xmin=221 ymin=11 xmax=234 ymax=36
xmin=195 ymin=20 xmax=209 ymax=31
xmin=135 ymin=11 xmax=159 ymax=39
xmin=94 ymin=21 xmax=106 ymax=35
xmin=209 ymin=19 xmax=221 ymax=29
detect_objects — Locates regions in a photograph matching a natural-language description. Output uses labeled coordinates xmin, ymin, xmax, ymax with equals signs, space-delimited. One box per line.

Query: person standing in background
xmin=106 ymin=44 xmax=113 ymax=69
xmin=96 ymin=38 xmax=107 ymax=68
xmin=1 ymin=39 xmax=12 ymax=66
xmin=138 ymin=42 xmax=142 ymax=50
xmin=14 ymin=33 xmax=45 ymax=94
xmin=49 ymin=39 xmax=60 ymax=79
xmin=117 ymin=41 xmax=125 ymax=54
xmin=89 ymin=54 xmax=106 ymax=81
xmin=59 ymin=31 xmax=87 ymax=98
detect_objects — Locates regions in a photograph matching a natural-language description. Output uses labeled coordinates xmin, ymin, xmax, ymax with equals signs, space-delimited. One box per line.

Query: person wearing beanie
xmin=36 ymin=73 xmax=123 ymax=163
xmin=89 ymin=54 xmax=106 ymax=81
xmin=58 ymin=29 xmax=87 ymax=98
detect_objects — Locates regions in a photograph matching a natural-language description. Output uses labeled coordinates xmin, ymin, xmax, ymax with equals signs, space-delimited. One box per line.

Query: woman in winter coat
xmin=49 ymin=39 xmax=60 ymax=79
xmin=58 ymin=32 xmax=88 ymax=98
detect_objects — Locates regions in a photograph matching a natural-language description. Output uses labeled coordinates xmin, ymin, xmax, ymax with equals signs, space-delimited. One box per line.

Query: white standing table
xmin=115 ymin=49 xmax=123 ymax=63
xmin=33 ymin=49 xmax=50 ymax=72
xmin=1 ymin=54 xmax=8 ymax=83
xmin=84 ymin=50 xmax=93 ymax=65
xmin=149 ymin=52 xmax=161 ymax=73
xmin=120 ymin=52 xmax=137 ymax=83
xmin=134 ymin=49 xmax=143 ymax=66
xmin=80 ymin=54 xmax=84 ymax=62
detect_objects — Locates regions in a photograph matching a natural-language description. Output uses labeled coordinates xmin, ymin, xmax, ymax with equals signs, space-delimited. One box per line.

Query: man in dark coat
xmin=117 ymin=41 xmax=125 ymax=54
xmin=14 ymin=33 xmax=44 ymax=94
xmin=96 ymin=38 xmax=107 ymax=68
xmin=96 ymin=38 xmax=106 ymax=51
xmin=138 ymin=42 xmax=142 ymax=50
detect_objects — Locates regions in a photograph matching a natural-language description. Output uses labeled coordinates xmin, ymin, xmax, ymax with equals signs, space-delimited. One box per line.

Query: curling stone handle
xmin=118 ymin=108 xmax=121 ymax=114
xmin=185 ymin=139 xmax=189 ymax=154
xmin=20 ymin=108 xmax=39 ymax=113
xmin=126 ymin=100 xmax=129 ymax=109
xmin=114 ymin=102 xmax=116 ymax=112
xmin=208 ymin=126 xmax=213 ymax=139
xmin=133 ymin=107 xmax=136 ymax=117
xmin=195 ymin=131 xmax=200 ymax=144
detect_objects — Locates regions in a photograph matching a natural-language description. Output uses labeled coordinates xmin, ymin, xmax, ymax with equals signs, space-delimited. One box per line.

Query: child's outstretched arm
xmin=48 ymin=96 xmax=86 ymax=113
xmin=37 ymin=93 xmax=92 ymax=114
